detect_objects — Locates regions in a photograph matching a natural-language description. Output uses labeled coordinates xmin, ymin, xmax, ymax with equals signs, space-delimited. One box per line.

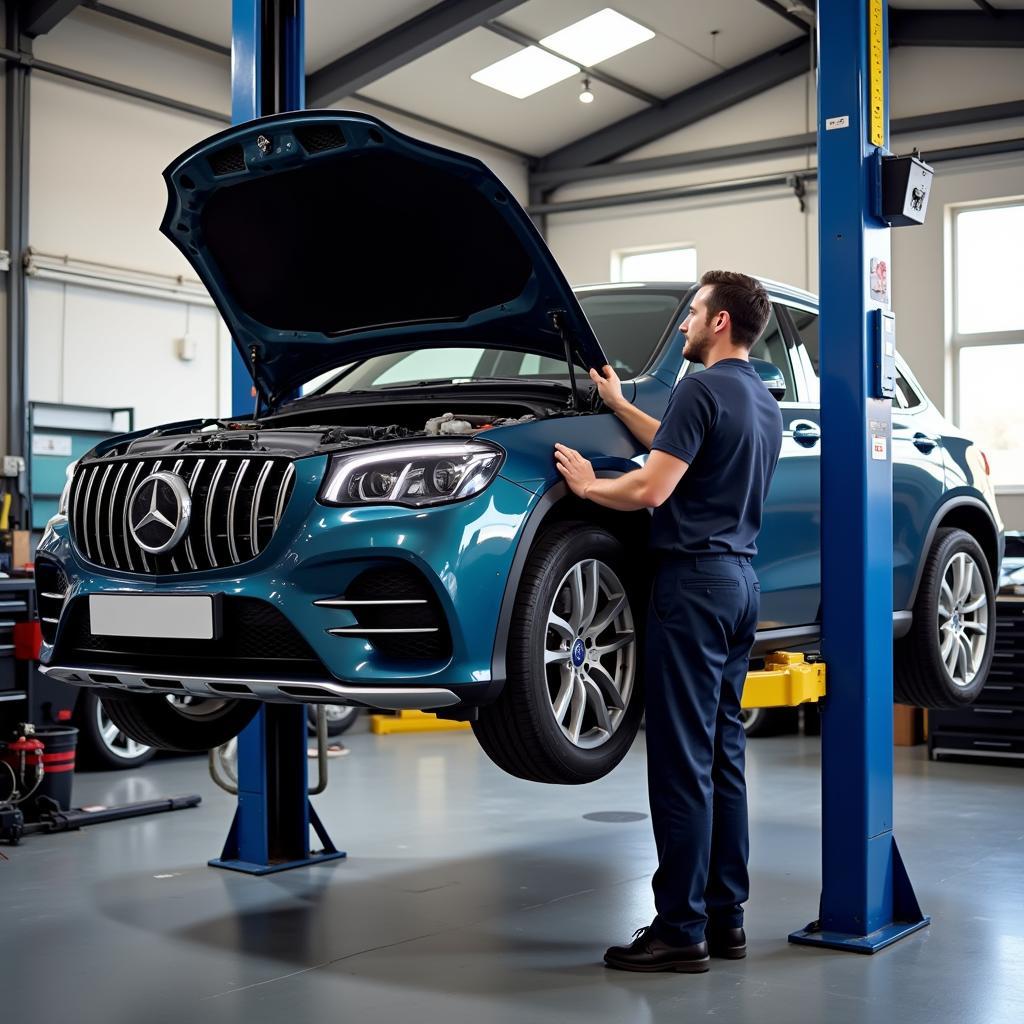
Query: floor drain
xmin=583 ymin=811 xmax=648 ymax=823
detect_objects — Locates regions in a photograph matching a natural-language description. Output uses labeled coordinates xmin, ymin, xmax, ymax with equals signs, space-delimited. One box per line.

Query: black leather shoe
xmin=706 ymin=926 xmax=746 ymax=959
xmin=604 ymin=926 xmax=710 ymax=973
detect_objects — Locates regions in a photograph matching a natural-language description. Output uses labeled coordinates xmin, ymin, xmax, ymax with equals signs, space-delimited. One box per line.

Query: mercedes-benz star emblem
xmin=128 ymin=471 xmax=192 ymax=554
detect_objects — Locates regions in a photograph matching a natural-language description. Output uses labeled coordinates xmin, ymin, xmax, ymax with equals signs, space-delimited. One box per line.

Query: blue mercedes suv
xmin=35 ymin=111 xmax=1003 ymax=784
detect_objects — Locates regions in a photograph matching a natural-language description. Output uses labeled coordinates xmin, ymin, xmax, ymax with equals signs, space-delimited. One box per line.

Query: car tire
xmin=895 ymin=527 xmax=995 ymax=709
xmin=739 ymin=706 xmax=798 ymax=738
xmin=473 ymin=522 xmax=644 ymax=784
xmin=98 ymin=692 xmax=261 ymax=753
xmin=75 ymin=690 xmax=157 ymax=770
xmin=307 ymin=704 xmax=360 ymax=737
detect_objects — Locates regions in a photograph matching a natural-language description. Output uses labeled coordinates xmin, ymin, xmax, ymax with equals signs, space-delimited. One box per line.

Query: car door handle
xmin=791 ymin=421 xmax=821 ymax=447
xmin=913 ymin=432 xmax=939 ymax=453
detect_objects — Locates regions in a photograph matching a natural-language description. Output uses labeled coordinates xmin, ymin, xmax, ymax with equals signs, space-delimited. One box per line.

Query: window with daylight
xmin=613 ymin=246 xmax=697 ymax=284
xmin=951 ymin=199 xmax=1024 ymax=490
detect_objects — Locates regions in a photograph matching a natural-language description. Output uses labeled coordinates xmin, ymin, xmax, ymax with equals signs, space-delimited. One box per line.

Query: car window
xmin=685 ymin=306 xmax=798 ymax=402
xmin=786 ymin=306 xmax=820 ymax=404
xmin=785 ymin=305 xmax=925 ymax=411
xmin=895 ymin=369 xmax=923 ymax=409
xmin=308 ymin=288 xmax=688 ymax=394
xmin=344 ymin=347 xmax=486 ymax=388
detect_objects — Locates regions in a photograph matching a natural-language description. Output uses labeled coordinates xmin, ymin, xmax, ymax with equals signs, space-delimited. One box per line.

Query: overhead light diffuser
xmin=471 ymin=46 xmax=579 ymax=99
xmin=540 ymin=8 xmax=655 ymax=67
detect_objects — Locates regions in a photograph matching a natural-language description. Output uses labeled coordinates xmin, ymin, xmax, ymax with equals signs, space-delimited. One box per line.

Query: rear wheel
xmin=895 ymin=528 xmax=995 ymax=708
xmin=473 ymin=523 xmax=644 ymax=784
xmin=306 ymin=704 xmax=360 ymax=736
xmin=76 ymin=690 xmax=156 ymax=770
xmin=739 ymin=706 xmax=799 ymax=738
xmin=98 ymin=692 xmax=260 ymax=753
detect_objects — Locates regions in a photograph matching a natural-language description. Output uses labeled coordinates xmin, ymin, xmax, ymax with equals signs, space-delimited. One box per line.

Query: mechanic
xmin=553 ymin=270 xmax=782 ymax=973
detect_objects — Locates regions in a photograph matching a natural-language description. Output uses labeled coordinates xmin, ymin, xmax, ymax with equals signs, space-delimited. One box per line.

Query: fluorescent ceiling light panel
xmin=471 ymin=46 xmax=579 ymax=99
xmin=540 ymin=8 xmax=655 ymax=67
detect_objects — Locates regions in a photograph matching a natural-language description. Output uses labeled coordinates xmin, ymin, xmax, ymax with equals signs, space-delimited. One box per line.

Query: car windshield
xmin=305 ymin=286 xmax=687 ymax=395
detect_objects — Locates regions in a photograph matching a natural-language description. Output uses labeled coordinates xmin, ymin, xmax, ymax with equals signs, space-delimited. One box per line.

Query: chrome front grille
xmin=68 ymin=455 xmax=295 ymax=575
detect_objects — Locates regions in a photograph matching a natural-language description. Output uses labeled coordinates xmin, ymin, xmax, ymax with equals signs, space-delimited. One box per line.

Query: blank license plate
xmin=89 ymin=594 xmax=216 ymax=640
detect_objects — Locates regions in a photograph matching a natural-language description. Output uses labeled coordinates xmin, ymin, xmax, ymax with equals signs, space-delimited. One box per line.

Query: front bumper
xmin=37 ymin=455 xmax=538 ymax=708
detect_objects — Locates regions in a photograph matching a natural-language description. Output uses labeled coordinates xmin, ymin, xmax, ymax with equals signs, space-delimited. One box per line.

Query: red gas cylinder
xmin=0 ymin=731 xmax=45 ymax=802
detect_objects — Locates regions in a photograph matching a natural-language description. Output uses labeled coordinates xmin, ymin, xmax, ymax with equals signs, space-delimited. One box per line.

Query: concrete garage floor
xmin=2 ymin=726 xmax=1022 ymax=1024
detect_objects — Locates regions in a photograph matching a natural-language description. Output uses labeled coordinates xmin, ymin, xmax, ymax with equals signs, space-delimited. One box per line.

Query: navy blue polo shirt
xmin=650 ymin=359 xmax=783 ymax=558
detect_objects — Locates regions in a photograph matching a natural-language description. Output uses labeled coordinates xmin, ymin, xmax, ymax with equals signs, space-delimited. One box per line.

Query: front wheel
xmin=473 ymin=522 xmax=644 ymax=784
xmin=98 ymin=692 xmax=261 ymax=753
xmin=895 ymin=527 xmax=996 ymax=708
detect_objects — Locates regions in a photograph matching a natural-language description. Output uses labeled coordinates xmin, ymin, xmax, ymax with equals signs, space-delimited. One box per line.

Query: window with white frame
xmin=612 ymin=245 xmax=697 ymax=284
xmin=952 ymin=199 xmax=1024 ymax=490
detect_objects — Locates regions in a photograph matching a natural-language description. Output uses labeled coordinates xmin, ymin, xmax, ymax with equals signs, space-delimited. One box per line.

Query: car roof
xmin=573 ymin=278 xmax=819 ymax=309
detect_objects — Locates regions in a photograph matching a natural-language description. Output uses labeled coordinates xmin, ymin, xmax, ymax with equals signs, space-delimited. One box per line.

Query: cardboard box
xmin=11 ymin=530 xmax=32 ymax=570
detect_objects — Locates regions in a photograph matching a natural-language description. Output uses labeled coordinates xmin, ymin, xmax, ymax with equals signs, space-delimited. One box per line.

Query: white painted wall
xmin=18 ymin=8 xmax=530 ymax=435
xmin=27 ymin=280 xmax=227 ymax=431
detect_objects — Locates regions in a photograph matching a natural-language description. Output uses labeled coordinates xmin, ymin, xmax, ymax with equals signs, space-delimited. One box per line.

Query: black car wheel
xmin=307 ymin=704 xmax=360 ymax=736
xmin=98 ymin=692 xmax=261 ymax=752
xmin=473 ymin=522 xmax=644 ymax=784
xmin=76 ymin=690 xmax=157 ymax=770
xmin=895 ymin=527 xmax=996 ymax=708
xmin=739 ymin=706 xmax=799 ymax=738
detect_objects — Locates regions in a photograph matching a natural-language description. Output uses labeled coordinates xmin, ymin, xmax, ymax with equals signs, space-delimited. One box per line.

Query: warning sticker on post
xmin=871 ymin=419 xmax=889 ymax=461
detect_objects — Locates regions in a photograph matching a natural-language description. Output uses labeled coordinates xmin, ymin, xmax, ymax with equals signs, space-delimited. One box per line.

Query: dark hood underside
xmin=161 ymin=111 xmax=606 ymax=403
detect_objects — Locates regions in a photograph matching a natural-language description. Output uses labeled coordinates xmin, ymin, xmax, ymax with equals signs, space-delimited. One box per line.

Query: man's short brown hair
xmin=699 ymin=270 xmax=771 ymax=348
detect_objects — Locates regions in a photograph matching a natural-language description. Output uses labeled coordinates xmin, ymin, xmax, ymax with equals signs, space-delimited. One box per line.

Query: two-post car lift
xmin=216 ymin=0 xmax=930 ymax=953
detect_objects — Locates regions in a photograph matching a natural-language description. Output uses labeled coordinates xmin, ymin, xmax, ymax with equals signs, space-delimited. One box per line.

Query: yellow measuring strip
xmin=869 ymin=0 xmax=885 ymax=148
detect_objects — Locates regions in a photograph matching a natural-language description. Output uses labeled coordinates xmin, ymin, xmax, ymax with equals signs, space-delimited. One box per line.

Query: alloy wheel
xmin=937 ymin=550 xmax=989 ymax=688
xmin=544 ymin=558 xmax=635 ymax=749
xmin=95 ymin=697 xmax=152 ymax=762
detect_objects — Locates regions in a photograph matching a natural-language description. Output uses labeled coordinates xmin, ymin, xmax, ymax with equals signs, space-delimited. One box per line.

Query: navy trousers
xmin=644 ymin=554 xmax=760 ymax=946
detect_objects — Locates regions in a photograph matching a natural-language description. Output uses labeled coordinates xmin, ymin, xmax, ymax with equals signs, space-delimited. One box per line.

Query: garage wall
xmin=19 ymin=8 xmax=529 ymax=430
xmin=545 ymin=48 xmax=1024 ymax=529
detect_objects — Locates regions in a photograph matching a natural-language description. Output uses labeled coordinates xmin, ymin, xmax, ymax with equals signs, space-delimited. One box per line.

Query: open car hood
xmin=161 ymin=110 xmax=607 ymax=404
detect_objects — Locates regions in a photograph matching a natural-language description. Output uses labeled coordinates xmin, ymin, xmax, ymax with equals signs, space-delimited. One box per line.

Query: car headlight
xmin=318 ymin=441 xmax=503 ymax=508
xmin=58 ymin=461 xmax=78 ymax=517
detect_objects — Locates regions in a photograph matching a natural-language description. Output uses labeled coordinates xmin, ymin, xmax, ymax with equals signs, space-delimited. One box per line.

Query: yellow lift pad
xmin=370 ymin=709 xmax=471 ymax=734
xmin=741 ymin=651 xmax=826 ymax=709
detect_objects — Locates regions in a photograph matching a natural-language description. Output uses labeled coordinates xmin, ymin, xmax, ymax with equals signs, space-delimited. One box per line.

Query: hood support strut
xmin=551 ymin=310 xmax=579 ymax=411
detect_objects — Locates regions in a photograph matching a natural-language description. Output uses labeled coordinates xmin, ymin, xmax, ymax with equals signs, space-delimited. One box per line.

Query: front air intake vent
xmin=35 ymin=558 xmax=69 ymax=645
xmin=335 ymin=565 xmax=451 ymax=661
xmin=209 ymin=144 xmax=246 ymax=175
xmin=68 ymin=455 xmax=295 ymax=576
xmin=294 ymin=124 xmax=346 ymax=154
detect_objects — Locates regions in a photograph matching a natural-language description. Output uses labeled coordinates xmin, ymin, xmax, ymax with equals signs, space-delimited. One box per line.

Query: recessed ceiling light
xmin=540 ymin=8 xmax=655 ymax=67
xmin=471 ymin=46 xmax=579 ymax=99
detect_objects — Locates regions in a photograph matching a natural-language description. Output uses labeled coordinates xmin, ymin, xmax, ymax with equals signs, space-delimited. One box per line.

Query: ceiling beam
xmin=485 ymin=20 xmax=660 ymax=107
xmin=22 ymin=0 xmax=83 ymax=37
xmin=530 ymin=99 xmax=1024 ymax=190
xmin=752 ymin=1 xmax=812 ymax=34
xmin=83 ymin=1 xmax=230 ymax=56
xmin=536 ymin=38 xmax=811 ymax=172
xmin=890 ymin=10 xmax=1024 ymax=47
xmin=307 ymin=0 xmax=527 ymax=107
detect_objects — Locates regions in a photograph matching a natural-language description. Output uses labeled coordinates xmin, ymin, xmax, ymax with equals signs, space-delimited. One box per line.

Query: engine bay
xmin=109 ymin=404 xmax=553 ymax=459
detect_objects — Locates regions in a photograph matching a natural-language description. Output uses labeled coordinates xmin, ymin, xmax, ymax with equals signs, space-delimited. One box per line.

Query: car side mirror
xmin=750 ymin=358 xmax=786 ymax=402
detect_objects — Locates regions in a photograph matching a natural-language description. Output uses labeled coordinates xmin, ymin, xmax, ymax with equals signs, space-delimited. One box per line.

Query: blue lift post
xmin=789 ymin=0 xmax=928 ymax=951
xmin=210 ymin=0 xmax=344 ymax=875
